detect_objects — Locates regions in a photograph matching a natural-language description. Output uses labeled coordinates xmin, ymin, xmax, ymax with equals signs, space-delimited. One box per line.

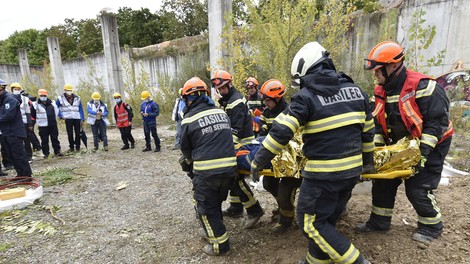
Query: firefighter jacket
xmin=373 ymin=67 xmax=454 ymax=158
xmin=253 ymin=66 xmax=375 ymax=181
xmin=56 ymin=94 xmax=85 ymax=120
xmin=246 ymin=91 xmax=264 ymax=112
xmin=259 ymin=98 xmax=288 ymax=137
xmin=114 ymin=102 xmax=133 ymax=128
xmin=180 ymin=96 xmax=237 ymax=176
xmin=33 ymin=99 xmax=59 ymax=127
xmin=0 ymin=91 xmax=26 ymax=138
xmin=218 ymin=87 xmax=255 ymax=146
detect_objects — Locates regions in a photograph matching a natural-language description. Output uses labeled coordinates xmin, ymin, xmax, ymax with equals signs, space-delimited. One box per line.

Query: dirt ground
xmin=1 ymin=125 xmax=469 ymax=264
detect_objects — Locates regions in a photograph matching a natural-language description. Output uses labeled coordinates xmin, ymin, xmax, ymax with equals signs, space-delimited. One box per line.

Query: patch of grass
xmin=0 ymin=243 xmax=13 ymax=252
xmin=35 ymin=167 xmax=77 ymax=187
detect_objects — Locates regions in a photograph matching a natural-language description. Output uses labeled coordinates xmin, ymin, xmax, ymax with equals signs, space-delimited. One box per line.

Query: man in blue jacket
xmin=0 ymin=79 xmax=32 ymax=180
xmin=140 ymin=91 xmax=161 ymax=152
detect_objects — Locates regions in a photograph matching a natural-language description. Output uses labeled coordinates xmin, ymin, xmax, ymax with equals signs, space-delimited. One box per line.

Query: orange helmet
xmin=211 ymin=70 xmax=232 ymax=89
xmin=38 ymin=89 xmax=48 ymax=96
xmin=365 ymin=41 xmax=405 ymax=70
xmin=245 ymin=77 xmax=259 ymax=89
xmin=182 ymin=77 xmax=209 ymax=96
xmin=260 ymin=79 xmax=286 ymax=99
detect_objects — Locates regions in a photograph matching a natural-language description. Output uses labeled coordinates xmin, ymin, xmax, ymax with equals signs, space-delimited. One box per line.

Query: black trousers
xmin=39 ymin=126 xmax=61 ymax=156
xmin=0 ymin=135 xmax=13 ymax=168
xmin=65 ymin=119 xmax=81 ymax=150
xmin=226 ymin=175 xmax=263 ymax=216
xmin=27 ymin=123 xmax=41 ymax=150
xmin=193 ymin=174 xmax=234 ymax=253
xmin=263 ymin=176 xmax=302 ymax=225
xmin=119 ymin=126 xmax=135 ymax=147
xmin=22 ymin=124 xmax=33 ymax=160
xmin=3 ymin=136 xmax=32 ymax=177
xmin=368 ymin=137 xmax=452 ymax=237
xmin=143 ymin=122 xmax=160 ymax=149
xmin=297 ymin=177 xmax=361 ymax=263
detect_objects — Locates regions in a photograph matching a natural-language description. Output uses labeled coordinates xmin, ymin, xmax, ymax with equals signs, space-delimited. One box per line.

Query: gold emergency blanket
xmin=373 ymin=137 xmax=421 ymax=174
xmin=271 ymin=130 xmax=306 ymax=178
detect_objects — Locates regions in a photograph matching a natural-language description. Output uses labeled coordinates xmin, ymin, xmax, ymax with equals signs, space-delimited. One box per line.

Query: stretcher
xmin=238 ymin=169 xmax=413 ymax=179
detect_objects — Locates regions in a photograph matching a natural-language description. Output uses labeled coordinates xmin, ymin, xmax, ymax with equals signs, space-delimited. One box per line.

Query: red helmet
xmin=365 ymin=41 xmax=405 ymax=70
xmin=245 ymin=77 xmax=259 ymax=89
xmin=260 ymin=79 xmax=286 ymax=99
xmin=211 ymin=70 xmax=232 ymax=89
xmin=182 ymin=77 xmax=209 ymax=96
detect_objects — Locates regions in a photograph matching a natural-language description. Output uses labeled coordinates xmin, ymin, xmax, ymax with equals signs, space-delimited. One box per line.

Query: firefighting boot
xmin=222 ymin=204 xmax=244 ymax=218
xmin=412 ymin=233 xmax=434 ymax=244
xmin=355 ymin=222 xmax=389 ymax=233
xmin=243 ymin=208 xmax=264 ymax=229
xmin=202 ymin=243 xmax=230 ymax=256
xmin=272 ymin=215 xmax=293 ymax=234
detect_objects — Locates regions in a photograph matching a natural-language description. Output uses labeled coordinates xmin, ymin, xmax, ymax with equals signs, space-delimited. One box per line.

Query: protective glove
xmin=253 ymin=116 xmax=261 ymax=123
xmin=414 ymin=155 xmax=427 ymax=174
xmin=250 ymin=160 xmax=261 ymax=182
xmin=179 ymin=155 xmax=192 ymax=173
xmin=361 ymin=152 xmax=376 ymax=174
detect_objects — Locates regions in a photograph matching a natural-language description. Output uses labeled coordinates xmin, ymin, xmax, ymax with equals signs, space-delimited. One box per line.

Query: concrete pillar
xmin=208 ymin=0 xmax=232 ymax=73
xmin=17 ymin=49 xmax=31 ymax=79
xmin=100 ymin=12 xmax=124 ymax=95
xmin=47 ymin=37 xmax=65 ymax=96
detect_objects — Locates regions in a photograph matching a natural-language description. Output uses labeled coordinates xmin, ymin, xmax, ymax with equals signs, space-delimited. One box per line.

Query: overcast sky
xmin=0 ymin=0 xmax=163 ymax=41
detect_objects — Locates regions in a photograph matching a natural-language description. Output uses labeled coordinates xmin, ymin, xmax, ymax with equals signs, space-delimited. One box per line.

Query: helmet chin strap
xmin=381 ymin=62 xmax=403 ymax=85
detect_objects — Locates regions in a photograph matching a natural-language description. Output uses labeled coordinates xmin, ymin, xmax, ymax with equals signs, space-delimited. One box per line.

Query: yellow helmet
xmin=91 ymin=92 xmax=101 ymax=100
xmin=64 ymin=84 xmax=73 ymax=91
xmin=141 ymin=91 xmax=150 ymax=100
xmin=10 ymin=82 xmax=22 ymax=90
xmin=113 ymin=92 xmax=122 ymax=98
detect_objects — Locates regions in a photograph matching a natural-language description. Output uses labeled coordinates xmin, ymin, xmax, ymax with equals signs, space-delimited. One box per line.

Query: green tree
xmin=225 ymin=0 xmax=355 ymax=93
xmin=117 ymin=7 xmax=164 ymax=48
xmin=161 ymin=0 xmax=208 ymax=36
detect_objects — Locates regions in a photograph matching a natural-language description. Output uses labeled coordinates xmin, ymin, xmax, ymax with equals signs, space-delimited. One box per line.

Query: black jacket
xmin=0 ymin=91 xmax=26 ymax=137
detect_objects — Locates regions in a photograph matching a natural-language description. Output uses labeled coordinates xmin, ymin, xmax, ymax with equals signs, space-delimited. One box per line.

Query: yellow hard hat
xmin=91 ymin=92 xmax=101 ymax=100
xmin=38 ymin=89 xmax=48 ymax=96
xmin=141 ymin=91 xmax=150 ymax=100
xmin=113 ymin=92 xmax=122 ymax=98
xmin=10 ymin=82 xmax=22 ymax=90
xmin=64 ymin=84 xmax=73 ymax=91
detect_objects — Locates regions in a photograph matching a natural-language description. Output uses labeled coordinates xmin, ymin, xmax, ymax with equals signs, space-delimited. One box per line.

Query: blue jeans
xmin=91 ymin=120 xmax=108 ymax=148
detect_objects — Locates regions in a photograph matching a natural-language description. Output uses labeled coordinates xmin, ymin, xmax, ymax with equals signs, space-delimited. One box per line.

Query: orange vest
xmin=115 ymin=103 xmax=130 ymax=128
xmin=373 ymin=69 xmax=454 ymax=144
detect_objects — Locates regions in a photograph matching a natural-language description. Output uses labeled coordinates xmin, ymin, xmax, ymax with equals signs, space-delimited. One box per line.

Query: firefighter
xmin=258 ymin=79 xmax=302 ymax=233
xmin=251 ymin=42 xmax=374 ymax=263
xmin=357 ymin=41 xmax=454 ymax=244
xmin=179 ymin=77 xmax=237 ymax=256
xmin=113 ymin=92 xmax=135 ymax=150
xmin=211 ymin=70 xmax=265 ymax=229
xmin=245 ymin=77 xmax=264 ymax=137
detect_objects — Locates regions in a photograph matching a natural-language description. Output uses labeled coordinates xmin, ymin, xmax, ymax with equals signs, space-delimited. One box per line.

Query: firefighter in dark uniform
xmin=357 ymin=41 xmax=454 ymax=244
xmin=257 ymin=79 xmax=302 ymax=233
xmin=0 ymin=80 xmax=33 ymax=181
xmin=251 ymin=42 xmax=374 ymax=264
xmin=245 ymin=77 xmax=264 ymax=137
xmin=179 ymin=77 xmax=237 ymax=256
xmin=211 ymin=70 xmax=265 ymax=229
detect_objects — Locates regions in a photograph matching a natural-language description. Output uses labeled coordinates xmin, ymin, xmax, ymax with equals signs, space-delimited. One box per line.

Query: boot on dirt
xmin=243 ymin=209 xmax=264 ymax=229
xmin=412 ymin=233 xmax=434 ymax=244
xmin=202 ymin=244 xmax=229 ymax=256
xmin=355 ymin=222 xmax=389 ymax=233
xmin=142 ymin=146 xmax=151 ymax=152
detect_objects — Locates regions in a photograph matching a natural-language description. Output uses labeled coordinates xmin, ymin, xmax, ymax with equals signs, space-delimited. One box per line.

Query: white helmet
xmin=290 ymin=42 xmax=328 ymax=87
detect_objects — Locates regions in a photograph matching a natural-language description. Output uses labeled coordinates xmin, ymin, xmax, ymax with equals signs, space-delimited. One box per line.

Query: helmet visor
xmin=211 ymin=78 xmax=223 ymax=88
xmin=364 ymin=59 xmax=386 ymax=70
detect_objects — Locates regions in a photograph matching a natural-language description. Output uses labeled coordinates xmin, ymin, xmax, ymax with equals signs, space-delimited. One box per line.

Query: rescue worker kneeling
xmin=179 ymin=77 xmax=237 ymax=256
